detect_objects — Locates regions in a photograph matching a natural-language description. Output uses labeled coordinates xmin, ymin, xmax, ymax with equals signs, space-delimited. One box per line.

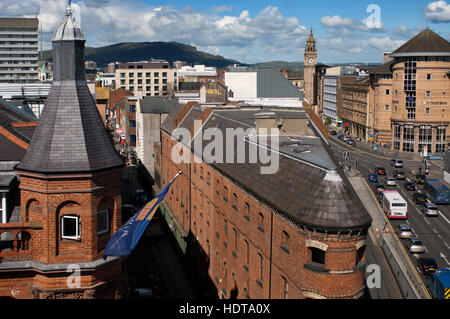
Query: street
xmin=329 ymin=136 xmax=450 ymax=296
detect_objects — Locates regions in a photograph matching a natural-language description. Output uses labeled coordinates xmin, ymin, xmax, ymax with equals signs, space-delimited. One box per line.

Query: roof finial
xmin=66 ymin=0 xmax=72 ymax=16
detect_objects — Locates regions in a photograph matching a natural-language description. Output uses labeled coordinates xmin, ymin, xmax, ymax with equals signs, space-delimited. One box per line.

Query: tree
xmin=324 ymin=117 xmax=332 ymax=127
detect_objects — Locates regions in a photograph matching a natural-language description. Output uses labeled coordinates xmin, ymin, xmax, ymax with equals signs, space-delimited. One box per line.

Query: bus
xmin=424 ymin=179 xmax=450 ymax=204
xmin=382 ymin=190 xmax=408 ymax=219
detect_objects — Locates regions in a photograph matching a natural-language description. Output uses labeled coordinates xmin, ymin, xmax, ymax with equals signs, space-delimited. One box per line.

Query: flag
xmin=103 ymin=171 xmax=182 ymax=258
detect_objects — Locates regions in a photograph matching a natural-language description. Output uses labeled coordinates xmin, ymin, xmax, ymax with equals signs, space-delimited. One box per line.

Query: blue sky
xmin=2 ymin=0 xmax=449 ymax=64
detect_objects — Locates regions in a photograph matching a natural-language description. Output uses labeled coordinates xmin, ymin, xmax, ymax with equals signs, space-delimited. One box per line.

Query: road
xmin=329 ymin=137 xmax=450 ymax=296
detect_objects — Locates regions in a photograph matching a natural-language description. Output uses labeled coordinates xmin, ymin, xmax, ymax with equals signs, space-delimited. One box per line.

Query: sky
xmin=1 ymin=0 xmax=449 ymax=64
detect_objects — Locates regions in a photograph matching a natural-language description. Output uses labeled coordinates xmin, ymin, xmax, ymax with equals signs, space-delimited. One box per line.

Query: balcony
xmin=0 ymin=222 xmax=36 ymax=262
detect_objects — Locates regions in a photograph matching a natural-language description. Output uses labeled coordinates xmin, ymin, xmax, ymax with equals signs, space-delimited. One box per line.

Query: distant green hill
xmin=40 ymin=41 xmax=243 ymax=68
xmin=249 ymin=61 xmax=304 ymax=70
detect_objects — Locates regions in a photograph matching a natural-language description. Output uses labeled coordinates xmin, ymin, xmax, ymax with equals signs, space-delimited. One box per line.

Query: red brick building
xmin=0 ymin=8 xmax=125 ymax=299
xmin=157 ymin=103 xmax=372 ymax=299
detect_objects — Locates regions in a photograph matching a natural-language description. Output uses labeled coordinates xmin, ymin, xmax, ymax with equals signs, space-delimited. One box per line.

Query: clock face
xmin=308 ymin=57 xmax=314 ymax=64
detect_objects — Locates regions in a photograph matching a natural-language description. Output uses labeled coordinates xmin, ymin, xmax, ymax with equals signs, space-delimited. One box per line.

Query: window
xmin=216 ymin=180 xmax=220 ymax=194
xmin=244 ymin=202 xmax=250 ymax=221
xmin=385 ymin=89 xmax=390 ymax=95
xmin=224 ymin=219 xmax=228 ymax=234
xmin=232 ymin=193 xmax=237 ymax=210
xmin=154 ymin=79 xmax=159 ymax=84
xmin=426 ymin=90 xmax=431 ymax=97
xmin=154 ymin=72 xmax=159 ymax=77
xmin=128 ymin=72 xmax=134 ymax=77
xmin=310 ymin=247 xmax=325 ymax=265
xmin=257 ymin=253 xmax=263 ymax=287
xmin=120 ymin=73 xmax=126 ymax=78
xmin=403 ymin=126 xmax=414 ymax=153
xmin=97 ymin=210 xmax=109 ymax=235
xmin=385 ymin=105 xmax=389 ymax=111
xmin=427 ymin=73 xmax=432 ymax=80
xmin=146 ymin=72 xmax=151 ymax=77
xmin=137 ymin=72 xmax=142 ymax=77
xmin=257 ymin=213 xmax=264 ymax=232
xmin=130 ymin=135 xmax=136 ymax=145
xmin=154 ymin=86 xmax=159 ymax=91
xmin=129 ymin=120 xmax=136 ymax=128
xmin=232 ymin=228 xmax=238 ymax=257
xmin=61 ymin=215 xmax=80 ymax=240
xmin=162 ymin=72 xmax=167 ymax=77
xmin=282 ymin=276 xmax=288 ymax=299
xmin=281 ymin=231 xmax=290 ymax=254
xmin=223 ymin=187 xmax=228 ymax=202
xmin=200 ymin=166 xmax=203 ymax=179
xmin=207 ymin=172 xmax=210 ymax=185
xmin=425 ymin=108 xmax=430 ymax=114
xmin=244 ymin=240 xmax=250 ymax=271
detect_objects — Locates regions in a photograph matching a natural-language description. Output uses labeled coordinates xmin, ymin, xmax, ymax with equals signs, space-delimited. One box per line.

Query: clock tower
xmin=304 ymin=30 xmax=317 ymax=107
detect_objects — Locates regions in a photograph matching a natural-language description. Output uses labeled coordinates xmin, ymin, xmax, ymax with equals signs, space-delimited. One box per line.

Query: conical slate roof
xmin=391 ymin=28 xmax=450 ymax=57
xmin=16 ymin=10 xmax=123 ymax=174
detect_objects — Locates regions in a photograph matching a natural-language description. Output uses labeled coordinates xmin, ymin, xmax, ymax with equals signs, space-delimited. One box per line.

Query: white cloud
xmin=393 ymin=24 xmax=425 ymax=38
xmin=425 ymin=1 xmax=450 ymax=23
xmin=368 ymin=37 xmax=406 ymax=51
xmin=320 ymin=14 xmax=386 ymax=35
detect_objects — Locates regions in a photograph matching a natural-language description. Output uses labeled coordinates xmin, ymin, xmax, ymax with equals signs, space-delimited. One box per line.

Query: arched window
xmin=223 ymin=187 xmax=228 ymax=202
xmin=244 ymin=202 xmax=250 ymax=220
xmin=281 ymin=276 xmax=288 ymax=299
xmin=257 ymin=213 xmax=264 ymax=232
xmin=281 ymin=231 xmax=290 ymax=254
xmin=232 ymin=193 xmax=237 ymax=210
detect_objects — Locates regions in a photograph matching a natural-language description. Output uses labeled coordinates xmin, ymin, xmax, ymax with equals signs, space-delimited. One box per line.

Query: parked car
xmin=374 ymin=167 xmax=386 ymax=175
xmin=338 ymin=134 xmax=345 ymax=141
xmin=407 ymin=236 xmax=425 ymax=254
xmin=404 ymin=182 xmax=416 ymax=191
xmin=417 ymin=257 xmax=438 ymax=275
xmin=420 ymin=203 xmax=439 ymax=217
xmin=368 ymin=173 xmax=378 ymax=182
xmin=346 ymin=139 xmax=355 ymax=145
xmin=393 ymin=170 xmax=406 ymax=180
xmin=342 ymin=135 xmax=351 ymax=142
xmin=413 ymin=192 xmax=427 ymax=204
xmin=390 ymin=159 xmax=403 ymax=168
xmin=375 ymin=185 xmax=385 ymax=193
xmin=330 ymin=130 xmax=337 ymax=135
xmin=384 ymin=177 xmax=396 ymax=186
xmin=415 ymin=174 xmax=425 ymax=184
xmin=398 ymin=224 xmax=413 ymax=239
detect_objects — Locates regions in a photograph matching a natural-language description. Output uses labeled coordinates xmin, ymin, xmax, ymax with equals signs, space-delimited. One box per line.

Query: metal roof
xmin=141 ymin=96 xmax=179 ymax=114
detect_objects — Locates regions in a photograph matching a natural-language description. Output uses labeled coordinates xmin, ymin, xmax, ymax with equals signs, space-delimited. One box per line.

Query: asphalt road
xmin=329 ymin=138 xmax=450 ymax=296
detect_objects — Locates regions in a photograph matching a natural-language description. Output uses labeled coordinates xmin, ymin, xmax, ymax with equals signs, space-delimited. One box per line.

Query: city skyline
xmin=0 ymin=0 xmax=449 ymax=65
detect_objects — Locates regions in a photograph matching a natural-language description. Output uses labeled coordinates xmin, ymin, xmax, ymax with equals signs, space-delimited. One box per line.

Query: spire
xmin=306 ymin=29 xmax=316 ymax=53
xmin=16 ymin=9 xmax=123 ymax=174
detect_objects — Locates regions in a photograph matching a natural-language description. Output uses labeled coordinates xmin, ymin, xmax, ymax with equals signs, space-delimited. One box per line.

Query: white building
xmin=177 ymin=65 xmax=217 ymax=77
xmin=0 ymin=18 xmax=39 ymax=83
xmin=224 ymin=67 xmax=303 ymax=108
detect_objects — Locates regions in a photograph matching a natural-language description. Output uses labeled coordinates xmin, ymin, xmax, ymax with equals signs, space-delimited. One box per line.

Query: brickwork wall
xmin=160 ymin=125 xmax=368 ymax=298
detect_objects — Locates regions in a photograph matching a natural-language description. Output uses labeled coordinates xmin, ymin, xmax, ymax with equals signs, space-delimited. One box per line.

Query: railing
xmin=0 ymin=223 xmax=34 ymax=262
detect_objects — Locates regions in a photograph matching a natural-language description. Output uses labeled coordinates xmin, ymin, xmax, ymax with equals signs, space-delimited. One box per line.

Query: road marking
xmin=432 ymin=228 xmax=438 ymax=234
xmin=445 ymin=242 xmax=450 ymax=250
xmin=438 ymin=210 xmax=450 ymax=225
xmin=424 ymin=218 xmax=431 ymax=226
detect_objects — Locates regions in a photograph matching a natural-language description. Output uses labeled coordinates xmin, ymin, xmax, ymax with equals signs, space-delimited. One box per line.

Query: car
xmin=330 ymin=130 xmax=337 ymax=135
xmin=407 ymin=236 xmax=425 ymax=254
xmin=368 ymin=173 xmax=378 ymax=182
xmin=346 ymin=139 xmax=355 ymax=145
xmin=417 ymin=257 xmax=438 ymax=275
xmin=414 ymin=174 xmax=425 ymax=184
xmin=390 ymin=159 xmax=403 ymax=168
xmin=375 ymin=185 xmax=385 ymax=192
xmin=342 ymin=135 xmax=351 ymax=142
xmin=413 ymin=192 xmax=427 ymax=204
xmin=384 ymin=177 xmax=396 ymax=186
xmin=398 ymin=224 xmax=413 ymax=239
xmin=393 ymin=170 xmax=406 ymax=180
xmin=374 ymin=167 xmax=386 ymax=175
xmin=404 ymin=182 xmax=416 ymax=191
xmin=420 ymin=203 xmax=439 ymax=217
xmin=338 ymin=134 xmax=345 ymax=141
